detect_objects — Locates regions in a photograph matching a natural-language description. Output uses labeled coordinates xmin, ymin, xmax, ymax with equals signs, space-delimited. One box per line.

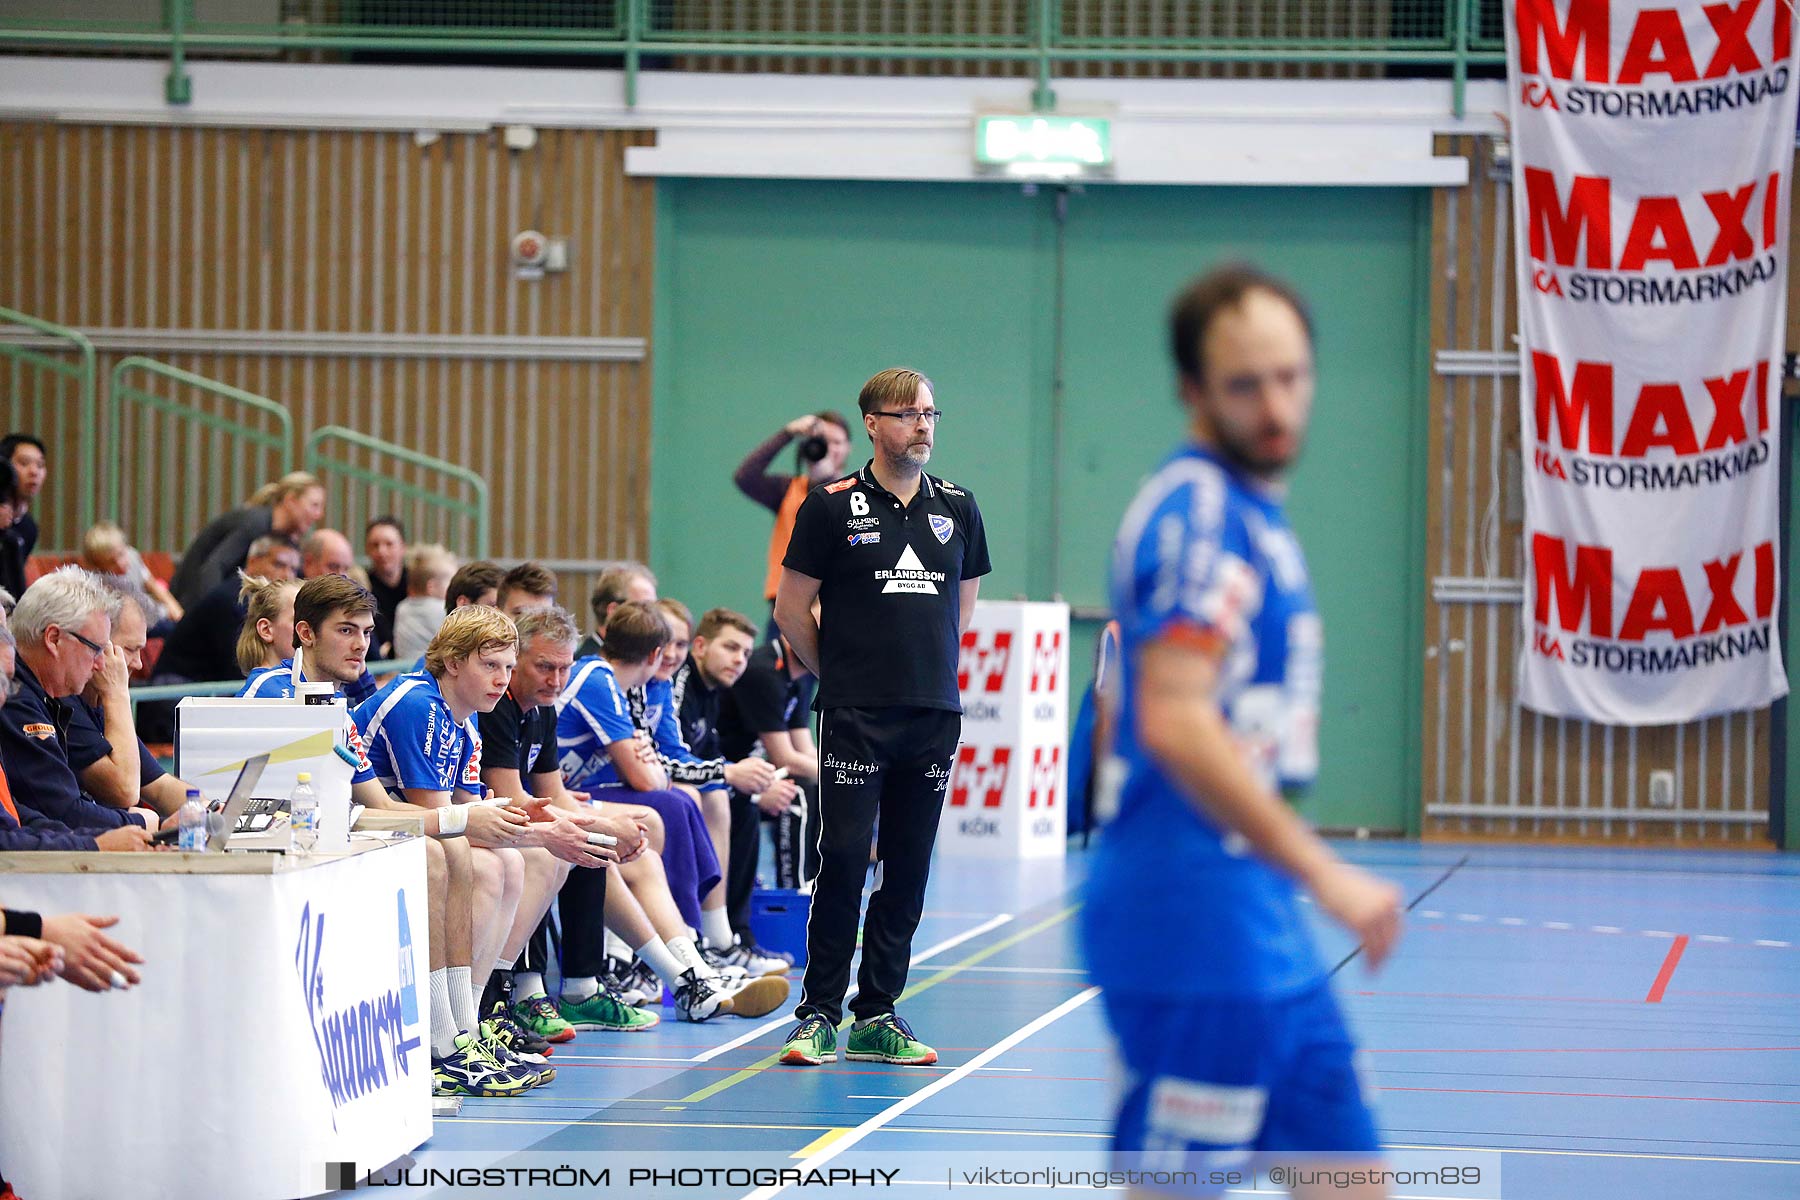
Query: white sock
xmin=602 ymin=928 xmax=633 ymax=961
xmin=429 ymin=969 xmax=461 ymax=1057
xmin=447 ymin=965 xmax=477 ymax=1033
xmin=514 ymin=971 xmax=546 ymax=1000
xmin=471 ymin=974 xmax=488 ymax=1022
xmin=562 ymin=975 xmax=598 ymax=1002
xmin=637 ymin=936 xmax=691 ymax=989
xmin=701 ymin=907 xmax=735 ymax=949
xmin=663 ymin=935 xmax=713 ymax=981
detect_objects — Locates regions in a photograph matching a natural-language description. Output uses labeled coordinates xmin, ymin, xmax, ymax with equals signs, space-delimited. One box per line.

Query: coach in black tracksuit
xmin=774 ymin=367 xmax=990 ymax=1038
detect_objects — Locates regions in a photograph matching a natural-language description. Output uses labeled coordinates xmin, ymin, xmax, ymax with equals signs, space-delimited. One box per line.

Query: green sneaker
xmin=513 ymin=993 xmax=576 ymax=1043
xmin=845 ymin=1013 xmax=937 ymax=1065
xmin=559 ymin=987 xmax=660 ymax=1032
xmin=778 ymin=1015 xmax=839 ymax=1065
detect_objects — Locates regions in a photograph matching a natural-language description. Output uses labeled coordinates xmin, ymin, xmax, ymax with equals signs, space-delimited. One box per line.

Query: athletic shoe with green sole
xmin=778 ymin=1015 xmax=839 ymax=1065
xmin=512 ymin=993 xmax=577 ymax=1043
xmin=559 ymin=987 xmax=661 ymax=1031
xmin=845 ymin=1013 xmax=937 ymax=1065
xmin=478 ymin=1024 xmax=556 ymax=1087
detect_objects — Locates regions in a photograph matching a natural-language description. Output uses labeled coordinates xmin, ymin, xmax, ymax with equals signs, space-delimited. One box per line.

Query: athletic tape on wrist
xmin=439 ymin=804 xmax=470 ymax=837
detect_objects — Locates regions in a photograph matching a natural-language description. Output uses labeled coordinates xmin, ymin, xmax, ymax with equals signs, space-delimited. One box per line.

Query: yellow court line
xmin=674 ymin=903 xmax=1082 ymax=1106
xmin=790 ymin=1127 xmax=853 ymax=1158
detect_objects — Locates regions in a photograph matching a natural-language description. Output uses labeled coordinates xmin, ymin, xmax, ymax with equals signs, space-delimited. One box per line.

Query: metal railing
xmin=0 ymin=307 xmax=99 ymax=540
xmin=305 ymin=425 xmax=490 ymax=560
xmin=107 ymin=356 xmax=296 ymax=552
xmin=0 ymin=1 xmax=1508 ymax=114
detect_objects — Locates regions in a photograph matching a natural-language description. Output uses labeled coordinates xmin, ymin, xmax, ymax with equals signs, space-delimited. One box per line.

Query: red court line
xmin=1646 ymin=935 xmax=1690 ymax=1003
xmin=1377 ymin=1084 xmax=1800 ymax=1107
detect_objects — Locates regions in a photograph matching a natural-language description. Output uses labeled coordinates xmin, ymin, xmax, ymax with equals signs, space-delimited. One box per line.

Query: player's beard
xmin=1214 ymin=420 xmax=1300 ymax=480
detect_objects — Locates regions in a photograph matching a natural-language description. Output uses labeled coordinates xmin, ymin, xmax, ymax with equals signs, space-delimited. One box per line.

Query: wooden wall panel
xmin=2 ymin=122 xmax=655 ymax=593
xmin=1422 ymin=134 xmax=1776 ymax=847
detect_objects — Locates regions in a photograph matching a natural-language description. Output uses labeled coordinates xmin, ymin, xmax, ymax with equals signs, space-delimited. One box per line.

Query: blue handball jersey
xmin=1083 ymin=443 xmax=1326 ymax=1000
xmin=351 ymin=671 xmax=484 ymax=798
xmin=555 ymin=656 xmax=636 ymax=791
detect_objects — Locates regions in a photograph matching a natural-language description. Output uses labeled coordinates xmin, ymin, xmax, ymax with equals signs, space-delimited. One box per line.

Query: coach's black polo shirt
xmin=782 ymin=461 xmax=990 ymax=712
xmin=479 ymin=691 xmax=559 ymax=778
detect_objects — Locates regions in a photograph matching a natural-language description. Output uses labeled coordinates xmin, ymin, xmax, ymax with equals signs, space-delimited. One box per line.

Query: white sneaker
xmin=716 ymin=972 xmax=791 ymax=1018
xmin=712 ymin=939 xmax=792 ymax=977
xmin=673 ymin=968 xmax=733 ymax=1022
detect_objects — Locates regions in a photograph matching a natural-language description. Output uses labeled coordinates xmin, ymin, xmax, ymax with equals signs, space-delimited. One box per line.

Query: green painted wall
xmin=653 ymin=179 xmax=1429 ymax=833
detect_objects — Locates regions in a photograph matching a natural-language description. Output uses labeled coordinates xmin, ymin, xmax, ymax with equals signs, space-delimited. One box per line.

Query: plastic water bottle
xmin=290 ymin=772 xmax=318 ymax=856
xmin=177 ymin=788 xmax=207 ymax=852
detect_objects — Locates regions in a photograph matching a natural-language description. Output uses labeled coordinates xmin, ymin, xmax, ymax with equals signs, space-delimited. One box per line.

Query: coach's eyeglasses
xmin=871 ymin=409 xmax=944 ymax=427
xmin=60 ymin=627 xmax=108 ymax=661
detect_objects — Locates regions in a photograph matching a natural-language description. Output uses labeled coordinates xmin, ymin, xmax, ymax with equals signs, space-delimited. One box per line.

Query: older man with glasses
xmin=0 ymin=567 xmax=159 ymax=843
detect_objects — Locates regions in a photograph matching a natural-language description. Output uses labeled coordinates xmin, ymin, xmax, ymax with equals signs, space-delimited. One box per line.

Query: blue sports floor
xmin=399 ymin=842 xmax=1800 ymax=1199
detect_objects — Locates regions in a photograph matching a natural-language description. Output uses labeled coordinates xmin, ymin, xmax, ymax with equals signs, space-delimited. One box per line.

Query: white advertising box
xmin=176 ymin=695 xmax=357 ymax=848
xmin=0 ymin=839 xmax=431 ymax=1200
xmin=939 ymin=599 xmax=1070 ymax=859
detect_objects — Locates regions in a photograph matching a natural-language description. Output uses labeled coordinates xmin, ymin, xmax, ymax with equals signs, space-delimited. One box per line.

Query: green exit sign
xmin=975 ymin=114 xmax=1113 ymax=176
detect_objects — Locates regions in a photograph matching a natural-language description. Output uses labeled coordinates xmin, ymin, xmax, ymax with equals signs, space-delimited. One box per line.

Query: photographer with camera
xmin=733 ymin=412 xmax=852 ymax=625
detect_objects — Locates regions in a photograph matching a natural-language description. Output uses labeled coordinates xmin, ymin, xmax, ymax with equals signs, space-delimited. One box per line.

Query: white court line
xmin=956 ymin=965 xmax=1089 ymax=975
xmin=848 ymin=1095 xmax=909 ymax=1101
xmin=689 ymin=913 xmax=1016 ymax=1063
xmin=1385 ymin=1142 xmax=1800 ymax=1167
xmin=1413 ymin=913 xmax=1792 ymax=948
xmin=739 ymin=985 xmax=1103 ymax=1200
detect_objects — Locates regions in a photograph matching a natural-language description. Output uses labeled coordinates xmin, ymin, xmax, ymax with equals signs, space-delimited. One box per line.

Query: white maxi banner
xmin=938 ymin=600 xmax=1069 ymax=858
xmin=1507 ymin=0 xmax=1797 ymax=724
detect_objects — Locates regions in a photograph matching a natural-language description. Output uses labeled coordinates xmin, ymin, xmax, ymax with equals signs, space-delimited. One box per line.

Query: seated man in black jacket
xmin=0 ymin=576 xmax=154 ymax=852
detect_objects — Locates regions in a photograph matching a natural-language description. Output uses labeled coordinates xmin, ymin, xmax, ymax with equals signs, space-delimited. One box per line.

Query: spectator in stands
xmin=0 ymin=434 xmax=46 ymax=573
xmin=497 ymin=562 xmax=558 ymax=619
xmin=77 ymin=520 xmax=183 ymax=635
xmin=734 ymin=413 xmax=852 ymax=624
xmin=0 ymin=459 xmax=25 ymax=602
xmin=140 ymin=537 xmax=301 ymax=741
xmin=477 ymin=605 xmax=655 ymax=1041
xmin=301 ymin=528 xmax=356 ymax=580
xmin=234 ymin=574 xmax=300 ymax=676
xmin=364 ymin=516 xmax=408 ymax=658
xmin=556 ymin=601 xmax=789 ymax=1022
xmin=575 ymin=563 xmax=657 ymax=659
xmin=648 ymin=600 xmax=791 ymax=977
xmin=154 ymin=536 xmax=300 ymax=688
xmin=392 ymin=543 xmax=456 ymax=663
xmin=169 ymin=471 xmax=324 ymax=610
xmin=717 ymin=622 xmax=820 ymax=947
xmin=0 ymin=568 xmax=159 ymax=839
xmin=64 ymin=583 xmax=200 ymax=820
